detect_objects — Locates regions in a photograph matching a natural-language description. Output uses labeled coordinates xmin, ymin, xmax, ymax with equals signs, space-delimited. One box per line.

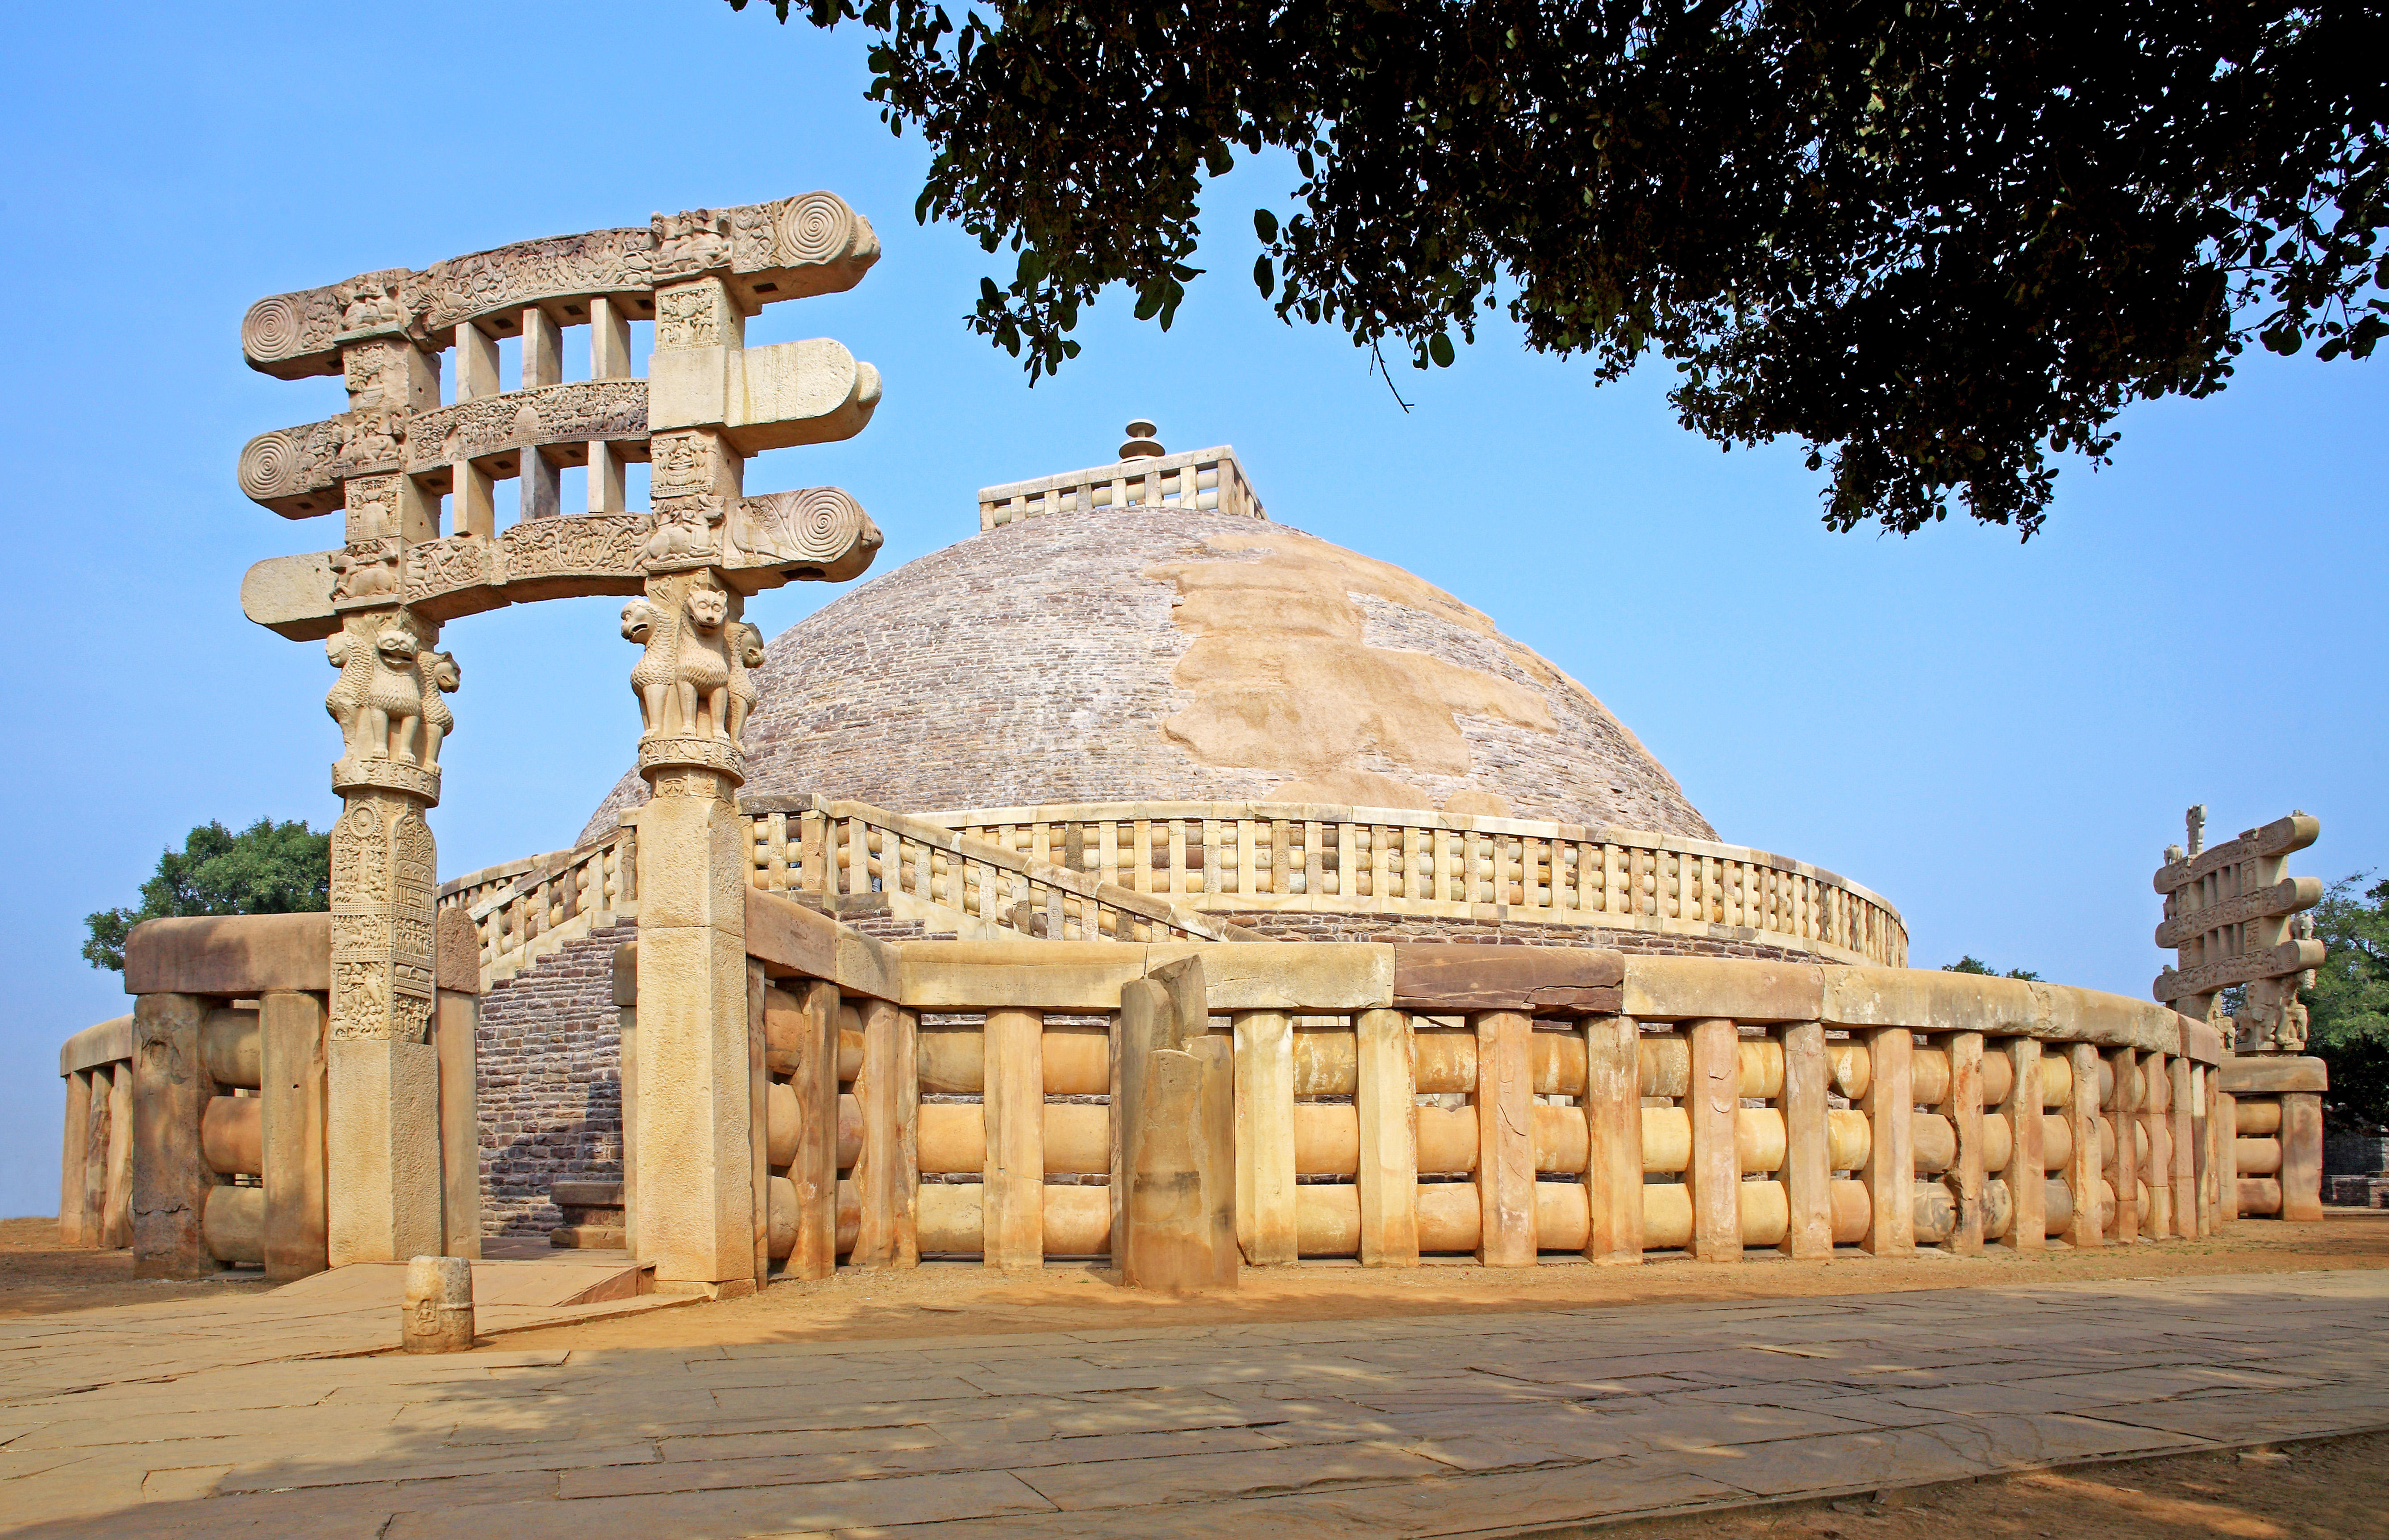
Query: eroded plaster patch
xmin=1145 ymin=525 xmax=1561 ymax=810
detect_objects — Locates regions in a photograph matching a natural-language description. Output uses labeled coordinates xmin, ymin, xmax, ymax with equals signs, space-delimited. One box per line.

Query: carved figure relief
xmin=623 ymin=595 xmax=681 ymax=737
xmin=726 ymin=620 xmax=765 ymax=742
xmin=333 ymin=273 xmax=410 ymax=337
xmin=655 ymin=286 xmax=723 ymax=350
xmin=326 ymin=612 xmax=435 ymax=765
xmin=328 ymin=796 xmax=438 ymax=1043
xmin=623 ymin=579 xmax=744 ymax=741
xmin=331 ymin=539 xmax=402 ymax=603
xmin=651 ymin=209 xmax=732 ymax=283
xmin=416 ymin=650 xmax=460 ymax=771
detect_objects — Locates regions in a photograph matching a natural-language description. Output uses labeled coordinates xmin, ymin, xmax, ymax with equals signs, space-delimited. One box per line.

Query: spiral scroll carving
xmin=238 ymin=430 xmax=303 ymax=499
xmin=242 ymin=294 xmax=308 ymax=361
xmin=783 ymin=486 xmax=866 ymax=559
xmin=776 ymin=193 xmax=854 ymax=266
xmin=747 ymin=486 xmax=868 ymax=561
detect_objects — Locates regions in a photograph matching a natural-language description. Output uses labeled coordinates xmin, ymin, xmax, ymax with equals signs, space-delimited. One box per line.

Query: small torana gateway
xmin=55 ymin=190 xmax=2326 ymax=1300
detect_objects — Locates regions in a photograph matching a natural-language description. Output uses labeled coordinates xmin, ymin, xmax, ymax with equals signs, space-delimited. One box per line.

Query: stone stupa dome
xmin=580 ymin=433 xmax=1712 ymax=845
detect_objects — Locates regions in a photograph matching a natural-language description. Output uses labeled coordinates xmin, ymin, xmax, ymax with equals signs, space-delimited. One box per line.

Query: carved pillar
xmin=624 ymin=245 xmax=768 ymax=1294
xmin=324 ymin=658 xmax=447 ymax=1265
xmin=321 ymin=312 xmax=458 ymax=1265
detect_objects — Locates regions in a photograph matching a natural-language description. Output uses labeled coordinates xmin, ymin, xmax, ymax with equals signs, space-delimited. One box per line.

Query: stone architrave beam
xmin=2154 ymin=875 xmax=2324 ymax=949
xmin=2152 ymin=813 xmax=2320 ymax=895
xmin=2154 ymin=938 xmax=2330 ymax=1002
xmin=242 ymin=492 xmax=882 ymax=641
xmin=240 ymin=192 xmax=880 ymax=381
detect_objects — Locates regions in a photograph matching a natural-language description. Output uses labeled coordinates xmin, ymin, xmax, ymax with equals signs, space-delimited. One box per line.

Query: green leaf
xmin=1254 ymin=254 xmax=1275 ymax=297
xmin=1254 ymin=208 xmax=1278 ymax=243
xmin=1428 ymin=331 xmax=1455 ymax=367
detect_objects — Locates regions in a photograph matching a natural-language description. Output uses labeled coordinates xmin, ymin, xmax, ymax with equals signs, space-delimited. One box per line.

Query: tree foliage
xmin=82 ymin=820 xmax=330 ymax=972
xmin=2305 ymin=873 xmax=2389 ymax=1129
xmin=731 ymin=0 xmax=2386 ymax=537
xmin=1941 ymin=954 xmax=2041 ymax=980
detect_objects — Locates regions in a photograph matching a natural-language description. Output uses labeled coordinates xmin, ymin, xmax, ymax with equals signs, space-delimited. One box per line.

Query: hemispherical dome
xmin=581 ymin=504 xmax=1714 ymax=844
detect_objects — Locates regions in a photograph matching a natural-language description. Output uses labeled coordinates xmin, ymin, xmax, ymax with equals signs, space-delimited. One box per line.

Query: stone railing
xmin=57 ymin=1016 xmax=133 ymax=1249
xmin=439 ymin=828 xmax=637 ymax=985
xmin=742 ymin=796 xmax=1248 ymax=945
xmin=617 ymin=894 xmax=2230 ymax=1285
xmin=2217 ymin=1055 xmax=2327 ymax=1221
xmin=71 ymin=912 xmax=480 ymax=1279
xmin=977 ymin=445 xmax=1265 ymax=531
xmin=911 ymin=801 xmax=1906 ymax=966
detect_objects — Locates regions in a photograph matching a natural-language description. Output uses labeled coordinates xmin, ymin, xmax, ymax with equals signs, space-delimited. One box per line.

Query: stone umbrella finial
xmin=1120 ymin=420 xmax=1164 ymax=459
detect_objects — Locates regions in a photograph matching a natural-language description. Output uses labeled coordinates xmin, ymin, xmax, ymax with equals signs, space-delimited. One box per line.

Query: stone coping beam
xmin=707 ymin=908 xmax=2224 ymax=1062
xmin=59 ymin=1015 xmax=133 ymax=1077
xmin=121 ymin=910 xmax=479 ymax=997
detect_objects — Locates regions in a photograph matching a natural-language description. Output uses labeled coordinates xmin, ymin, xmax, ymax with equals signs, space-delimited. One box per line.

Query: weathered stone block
xmin=125 ymin=914 xmax=331 ymax=997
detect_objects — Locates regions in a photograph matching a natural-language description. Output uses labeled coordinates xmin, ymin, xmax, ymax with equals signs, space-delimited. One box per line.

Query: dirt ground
xmin=9 ymin=1210 xmax=2387 ymax=1341
xmin=1598 ymin=1432 xmax=2389 ymax=1540
xmin=0 ymin=1215 xmax=276 ymax=1315
xmin=495 ymin=1209 xmax=2389 ymax=1353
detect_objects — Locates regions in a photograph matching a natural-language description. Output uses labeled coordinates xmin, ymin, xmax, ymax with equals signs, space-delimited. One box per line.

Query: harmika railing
xmin=615 ymin=892 xmax=2229 ymax=1282
xmin=977 ymin=445 xmax=1265 ymax=532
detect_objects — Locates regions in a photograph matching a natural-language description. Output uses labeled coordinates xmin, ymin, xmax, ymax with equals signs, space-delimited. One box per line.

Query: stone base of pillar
xmin=326 ymin=1038 xmax=444 ymax=1266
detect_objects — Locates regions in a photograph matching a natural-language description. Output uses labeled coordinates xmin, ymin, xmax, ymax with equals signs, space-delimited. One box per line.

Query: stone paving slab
xmin=2 ymin=1270 xmax=2387 ymax=1536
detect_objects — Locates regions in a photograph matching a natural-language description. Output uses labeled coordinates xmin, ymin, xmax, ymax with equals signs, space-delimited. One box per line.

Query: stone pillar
xmin=623 ymin=552 xmax=766 ymax=1293
xmin=132 ymin=992 xmax=222 ymax=1278
xmin=319 ymin=310 xmax=460 ymax=1267
xmin=630 ymin=730 xmax=759 ymax=1293
xmin=325 ymin=768 xmax=445 ymax=1266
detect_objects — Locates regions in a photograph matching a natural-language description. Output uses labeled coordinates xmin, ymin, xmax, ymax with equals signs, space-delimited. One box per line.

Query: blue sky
xmin=2 ymin=1 xmax=2381 ymax=1216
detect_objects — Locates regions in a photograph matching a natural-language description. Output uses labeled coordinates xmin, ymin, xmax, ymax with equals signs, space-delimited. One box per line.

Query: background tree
xmin=1941 ymin=955 xmax=2042 ymax=980
xmin=735 ymin=0 xmax=2386 ymax=537
xmin=2305 ymin=874 xmax=2389 ymax=1130
xmin=82 ymin=819 xmax=330 ymax=972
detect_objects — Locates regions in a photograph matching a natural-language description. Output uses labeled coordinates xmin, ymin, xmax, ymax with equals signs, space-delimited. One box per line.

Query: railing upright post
xmin=1583 ymin=1014 xmax=1644 ymax=1265
xmin=1777 ymin=1020 xmax=1831 ymax=1259
xmin=1686 ymin=1018 xmax=1741 ymax=1263
xmin=1355 ymin=1007 xmax=1418 ymax=1266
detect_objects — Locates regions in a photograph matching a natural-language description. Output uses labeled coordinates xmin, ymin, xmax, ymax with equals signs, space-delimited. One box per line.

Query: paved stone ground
xmin=2 ymin=1269 xmax=2385 ymax=1538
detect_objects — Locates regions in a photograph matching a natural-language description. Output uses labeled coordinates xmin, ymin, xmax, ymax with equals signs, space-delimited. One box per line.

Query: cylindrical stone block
xmin=200 ymin=1009 xmax=262 ymax=1090
xmin=200 ymin=1095 xmax=263 ymax=1177
xmin=202 ymin=1185 xmax=265 ymax=1265
xmin=2235 ymin=1100 xmax=2283 ymax=1136
xmin=402 ymin=1254 xmax=473 ymax=1353
xmin=2235 ymin=1136 xmax=2284 ymax=1176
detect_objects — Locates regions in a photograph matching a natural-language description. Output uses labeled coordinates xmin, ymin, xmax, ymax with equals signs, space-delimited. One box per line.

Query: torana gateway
xmin=53 ymin=191 xmax=2324 ymax=1299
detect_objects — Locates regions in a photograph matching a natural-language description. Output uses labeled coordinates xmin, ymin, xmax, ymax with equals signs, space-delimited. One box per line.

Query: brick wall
xmin=476 ymin=920 xmax=629 ymax=1237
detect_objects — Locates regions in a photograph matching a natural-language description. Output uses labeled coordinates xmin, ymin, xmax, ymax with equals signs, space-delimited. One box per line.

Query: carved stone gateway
xmin=2154 ymin=807 xmax=2326 ymax=1053
xmin=239 ymin=193 xmax=885 ymax=1280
